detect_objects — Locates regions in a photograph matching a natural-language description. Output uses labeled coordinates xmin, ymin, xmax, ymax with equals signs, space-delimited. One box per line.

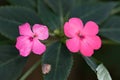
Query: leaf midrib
xmin=81 ymin=5 xmax=107 ymax=19
xmin=0 ymin=17 xmax=21 ymax=24
xmin=0 ymin=55 xmax=20 ymax=68
xmin=53 ymin=43 xmax=61 ymax=80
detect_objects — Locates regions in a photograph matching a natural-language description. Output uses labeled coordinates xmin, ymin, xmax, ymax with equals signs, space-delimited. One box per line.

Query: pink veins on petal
xmin=64 ymin=18 xmax=102 ymax=57
xmin=15 ymin=23 xmax=49 ymax=57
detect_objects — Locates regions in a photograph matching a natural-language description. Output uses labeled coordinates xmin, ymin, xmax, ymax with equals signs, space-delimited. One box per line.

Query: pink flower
xmin=15 ymin=23 xmax=49 ymax=57
xmin=64 ymin=18 xmax=102 ymax=57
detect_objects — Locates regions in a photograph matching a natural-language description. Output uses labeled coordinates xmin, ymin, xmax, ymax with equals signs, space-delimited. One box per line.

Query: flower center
xmin=29 ymin=37 xmax=34 ymax=41
xmin=78 ymin=33 xmax=85 ymax=40
xmin=80 ymin=35 xmax=85 ymax=39
xmin=29 ymin=34 xmax=38 ymax=41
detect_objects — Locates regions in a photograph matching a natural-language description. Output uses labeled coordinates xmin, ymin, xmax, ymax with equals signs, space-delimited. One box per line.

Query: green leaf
xmin=37 ymin=0 xmax=60 ymax=30
xmin=82 ymin=56 xmax=112 ymax=80
xmin=82 ymin=56 xmax=97 ymax=72
xmin=96 ymin=64 xmax=112 ymax=80
xmin=100 ymin=16 xmax=120 ymax=43
xmin=70 ymin=2 xmax=117 ymax=24
xmin=0 ymin=6 xmax=41 ymax=24
xmin=75 ymin=0 xmax=98 ymax=5
xmin=43 ymin=0 xmax=75 ymax=28
xmin=0 ymin=17 xmax=20 ymax=40
xmin=0 ymin=45 xmax=27 ymax=80
xmin=44 ymin=0 xmax=74 ymax=17
xmin=7 ymin=0 xmax=36 ymax=9
xmin=0 ymin=6 xmax=41 ymax=40
xmin=42 ymin=42 xmax=73 ymax=80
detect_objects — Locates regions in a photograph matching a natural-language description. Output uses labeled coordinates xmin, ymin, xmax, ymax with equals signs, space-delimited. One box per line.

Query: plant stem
xmin=58 ymin=0 xmax=64 ymax=32
xmin=19 ymin=60 xmax=41 ymax=80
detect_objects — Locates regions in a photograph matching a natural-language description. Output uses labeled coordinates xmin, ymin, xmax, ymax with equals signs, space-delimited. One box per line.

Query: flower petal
xmin=32 ymin=39 xmax=46 ymax=55
xmin=83 ymin=21 xmax=99 ymax=35
xmin=42 ymin=64 xmax=51 ymax=74
xmin=66 ymin=37 xmax=80 ymax=52
xmin=85 ymin=36 xmax=102 ymax=49
xmin=19 ymin=23 xmax=33 ymax=36
xmin=80 ymin=39 xmax=94 ymax=57
xmin=64 ymin=18 xmax=83 ymax=38
xmin=32 ymin=24 xmax=49 ymax=40
xmin=15 ymin=36 xmax=32 ymax=57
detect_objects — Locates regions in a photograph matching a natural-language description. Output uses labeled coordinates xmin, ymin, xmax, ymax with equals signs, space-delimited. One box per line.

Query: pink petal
xmin=66 ymin=37 xmax=80 ymax=52
xmin=19 ymin=23 xmax=33 ymax=36
xmin=15 ymin=36 xmax=32 ymax=57
xmin=64 ymin=18 xmax=83 ymax=38
xmin=32 ymin=24 xmax=49 ymax=40
xmin=32 ymin=39 xmax=46 ymax=55
xmin=83 ymin=21 xmax=99 ymax=36
xmin=42 ymin=64 xmax=51 ymax=74
xmin=85 ymin=36 xmax=102 ymax=49
xmin=80 ymin=39 xmax=94 ymax=57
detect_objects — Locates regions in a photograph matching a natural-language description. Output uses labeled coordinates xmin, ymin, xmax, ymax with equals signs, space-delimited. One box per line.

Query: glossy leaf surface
xmin=42 ymin=42 xmax=73 ymax=80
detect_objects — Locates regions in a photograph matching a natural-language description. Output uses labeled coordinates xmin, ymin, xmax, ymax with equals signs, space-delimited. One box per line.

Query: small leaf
xmin=70 ymin=2 xmax=117 ymax=24
xmin=83 ymin=56 xmax=112 ymax=80
xmin=94 ymin=45 xmax=120 ymax=79
xmin=82 ymin=56 xmax=97 ymax=72
xmin=42 ymin=42 xmax=73 ymax=80
xmin=100 ymin=16 xmax=120 ymax=43
xmin=0 ymin=45 xmax=27 ymax=80
xmin=96 ymin=64 xmax=112 ymax=80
